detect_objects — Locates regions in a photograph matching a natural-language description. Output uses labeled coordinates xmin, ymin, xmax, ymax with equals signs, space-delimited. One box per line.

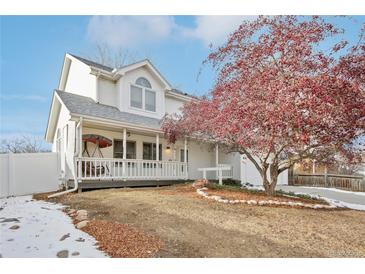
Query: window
xmin=130 ymin=85 xmax=143 ymax=109
xmin=145 ymin=90 xmax=156 ymax=112
xmin=113 ymin=140 xmax=136 ymax=159
xmin=143 ymin=142 xmax=162 ymax=160
xmin=180 ymin=149 xmax=189 ymax=162
xmin=136 ymin=77 xmax=152 ymax=88
xmin=130 ymin=77 xmax=156 ymax=112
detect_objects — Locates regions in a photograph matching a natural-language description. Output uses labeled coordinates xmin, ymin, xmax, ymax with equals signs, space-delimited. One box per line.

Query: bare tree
xmin=92 ymin=44 xmax=138 ymax=69
xmin=0 ymin=135 xmax=50 ymax=153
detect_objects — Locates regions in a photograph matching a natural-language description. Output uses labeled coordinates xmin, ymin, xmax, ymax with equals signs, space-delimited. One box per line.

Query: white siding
xmin=51 ymin=103 xmax=76 ymax=180
xmin=219 ymin=151 xmax=242 ymax=181
xmin=241 ymin=157 xmax=288 ymax=185
xmin=165 ymin=96 xmax=185 ymax=116
xmin=184 ymin=142 xmax=216 ymax=180
xmin=118 ymin=67 xmax=166 ymax=119
xmin=98 ymin=78 xmax=118 ymax=108
xmin=64 ymin=59 xmax=97 ymax=100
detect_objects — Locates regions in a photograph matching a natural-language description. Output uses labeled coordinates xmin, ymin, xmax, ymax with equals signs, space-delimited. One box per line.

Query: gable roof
xmin=67 ymin=53 xmax=198 ymax=100
xmin=55 ymin=90 xmax=162 ymax=130
xmin=69 ymin=54 xmax=115 ymax=72
xmin=169 ymin=89 xmax=199 ymax=100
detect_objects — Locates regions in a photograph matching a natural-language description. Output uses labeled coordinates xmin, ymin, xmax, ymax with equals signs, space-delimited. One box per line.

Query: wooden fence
xmin=290 ymin=173 xmax=365 ymax=192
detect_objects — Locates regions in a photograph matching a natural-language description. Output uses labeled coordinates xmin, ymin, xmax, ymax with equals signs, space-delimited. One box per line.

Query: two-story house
xmin=45 ymin=53 xmax=287 ymax=192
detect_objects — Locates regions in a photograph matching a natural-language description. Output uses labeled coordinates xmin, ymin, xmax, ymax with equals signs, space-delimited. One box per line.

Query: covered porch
xmin=74 ymin=117 xmax=189 ymax=183
xmin=70 ymin=117 xmax=235 ymax=189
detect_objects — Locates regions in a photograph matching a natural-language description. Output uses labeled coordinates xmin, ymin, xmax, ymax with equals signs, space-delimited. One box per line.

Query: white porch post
xmin=215 ymin=143 xmax=219 ymax=179
xmin=78 ymin=117 xmax=83 ymax=158
xmin=312 ymin=160 xmax=316 ymax=174
xmin=122 ymin=128 xmax=127 ymax=176
xmin=156 ymin=134 xmax=160 ymax=178
xmin=156 ymin=134 xmax=159 ymax=161
xmin=184 ymin=138 xmax=188 ymax=179
xmin=76 ymin=117 xmax=83 ymax=182
xmin=218 ymin=168 xmax=223 ymax=185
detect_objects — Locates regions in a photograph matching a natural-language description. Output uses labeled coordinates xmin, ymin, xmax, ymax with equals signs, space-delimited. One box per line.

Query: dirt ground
xmin=52 ymin=184 xmax=365 ymax=258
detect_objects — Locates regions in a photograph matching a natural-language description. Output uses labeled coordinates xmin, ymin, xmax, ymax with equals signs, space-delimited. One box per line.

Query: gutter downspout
xmin=49 ymin=117 xmax=83 ymax=198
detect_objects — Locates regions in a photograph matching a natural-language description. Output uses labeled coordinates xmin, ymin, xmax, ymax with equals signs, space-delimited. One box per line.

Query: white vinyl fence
xmin=0 ymin=152 xmax=60 ymax=198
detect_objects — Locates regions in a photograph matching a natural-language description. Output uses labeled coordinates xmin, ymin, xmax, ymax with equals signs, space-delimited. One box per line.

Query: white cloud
xmin=181 ymin=16 xmax=255 ymax=47
xmin=87 ymin=16 xmax=176 ymax=49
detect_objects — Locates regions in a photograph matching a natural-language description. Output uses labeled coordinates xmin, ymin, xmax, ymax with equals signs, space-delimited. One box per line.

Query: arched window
xmin=135 ymin=77 xmax=152 ymax=88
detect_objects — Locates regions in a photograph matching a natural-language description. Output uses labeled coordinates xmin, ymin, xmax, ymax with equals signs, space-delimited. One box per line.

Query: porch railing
xmin=75 ymin=157 xmax=188 ymax=181
xmin=218 ymin=164 xmax=233 ymax=179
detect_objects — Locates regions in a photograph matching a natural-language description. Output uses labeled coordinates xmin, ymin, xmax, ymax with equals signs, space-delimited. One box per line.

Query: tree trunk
xmin=262 ymin=163 xmax=279 ymax=196
xmin=263 ymin=181 xmax=276 ymax=196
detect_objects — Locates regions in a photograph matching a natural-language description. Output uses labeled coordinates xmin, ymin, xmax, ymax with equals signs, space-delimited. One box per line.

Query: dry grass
xmin=37 ymin=184 xmax=365 ymax=257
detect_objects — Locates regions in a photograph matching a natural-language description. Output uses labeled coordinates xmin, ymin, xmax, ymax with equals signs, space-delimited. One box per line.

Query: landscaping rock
xmin=195 ymin=185 xmax=334 ymax=209
xmin=56 ymin=250 xmax=69 ymax=258
xmin=9 ymin=225 xmax=20 ymax=230
xmin=0 ymin=218 xmax=19 ymax=223
xmin=67 ymin=209 xmax=76 ymax=215
xmin=192 ymin=179 xmax=209 ymax=188
xmin=76 ymin=220 xmax=89 ymax=229
xmin=71 ymin=251 xmax=80 ymax=256
xmin=75 ymin=210 xmax=88 ymax=221
xmin=75 ymin=237 xmax=85 ymax=242
xmin=76 ymin=209 xmax=87 ymax=215
xmin=59 ymin=233 xmax=70 ymax=241
xmin=76 ymin=214 xmax=88 ymax=221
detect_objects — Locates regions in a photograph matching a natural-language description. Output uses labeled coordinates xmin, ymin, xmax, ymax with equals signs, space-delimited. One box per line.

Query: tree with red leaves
xmin=162 ymin=16 xmax=365 ymax=195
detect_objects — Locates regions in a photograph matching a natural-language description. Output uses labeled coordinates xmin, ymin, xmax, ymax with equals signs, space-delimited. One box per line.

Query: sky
xmin=0 ymin=16 xmax=364 ymax=149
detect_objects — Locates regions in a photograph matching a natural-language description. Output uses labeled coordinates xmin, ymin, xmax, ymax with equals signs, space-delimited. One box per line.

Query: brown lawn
xmin=39 ymin=184 xmax=365 ymax=258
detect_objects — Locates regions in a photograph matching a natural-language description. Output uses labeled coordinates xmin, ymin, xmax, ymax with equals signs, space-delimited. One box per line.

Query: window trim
xmin=129 ymin=83 xmax=157 ymax=113
xmin=135 ymin=77 xmax=152 ymax=88
xmin=130 ymin=84 xmax=143 ymax=109
xmin=143 ymin=142 xmax=162 ymax=160
xmin=144 ymin=89 xmax=156 ymax=112
xmin=113 ymin=139 xmax=137 ymax=159
xmin=180 ymin=149 xmax=189 ymax=162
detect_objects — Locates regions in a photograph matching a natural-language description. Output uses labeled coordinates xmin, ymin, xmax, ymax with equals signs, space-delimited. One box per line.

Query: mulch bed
xmin=159 ymin=184 xmax=198 ymax=198
xmin=81 ymin=220 xmax=164 ymax=258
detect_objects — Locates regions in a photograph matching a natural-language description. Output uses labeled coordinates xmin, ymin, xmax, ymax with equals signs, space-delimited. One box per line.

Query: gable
xmin=117 ymin=66 xmax=166 ymax=119
xmin=121 ymin=66 xmax=166 ymax=92
xmin=116 ymin=60 xmax=171 ymax=90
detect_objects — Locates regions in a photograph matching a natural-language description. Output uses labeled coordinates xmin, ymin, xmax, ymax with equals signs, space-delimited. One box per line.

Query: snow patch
xmin=294 ymin=186 xmax=365 ymax=197
xmin=0 ymin=195 xmax=107 ymax=258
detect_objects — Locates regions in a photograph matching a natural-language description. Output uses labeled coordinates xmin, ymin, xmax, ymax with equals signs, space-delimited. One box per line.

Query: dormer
xmin=57 ymin=53 xmax=195 ymax=120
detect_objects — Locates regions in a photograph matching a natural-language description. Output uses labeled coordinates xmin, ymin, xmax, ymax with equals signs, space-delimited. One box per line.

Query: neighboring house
xmin=45 ymin=53 xmax=288 ymax=190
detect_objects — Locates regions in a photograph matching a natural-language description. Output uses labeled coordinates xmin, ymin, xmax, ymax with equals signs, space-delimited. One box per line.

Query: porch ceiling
xmin=82 ymin=120 xmax=162 ymax=138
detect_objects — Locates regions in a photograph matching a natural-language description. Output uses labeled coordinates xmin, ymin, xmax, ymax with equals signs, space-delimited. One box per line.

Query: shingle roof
xmin=69 ymin=53 xmax=198 ymax=100
xmin=56 ymin=90 xmax=162 ymax=130
xmin=69 ymin=54 xmax=114 ymax=72
xmin=170 ymin=89 xmax=199 ymax=100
